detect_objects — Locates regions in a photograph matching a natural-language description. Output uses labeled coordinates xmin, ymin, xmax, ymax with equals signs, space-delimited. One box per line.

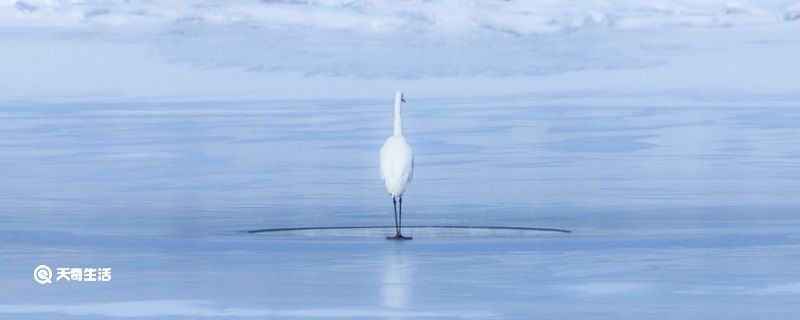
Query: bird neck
xmin=393 ymin=97 xmax=403 ymax=136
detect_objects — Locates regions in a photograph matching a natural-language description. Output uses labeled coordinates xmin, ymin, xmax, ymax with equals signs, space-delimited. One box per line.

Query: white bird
xmin=380 ymin=91 xmax=414 ymax=240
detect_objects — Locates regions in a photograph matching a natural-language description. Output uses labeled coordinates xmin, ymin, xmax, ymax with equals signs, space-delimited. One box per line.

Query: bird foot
xmin=386 ymin=234 xmax=413 ymax=240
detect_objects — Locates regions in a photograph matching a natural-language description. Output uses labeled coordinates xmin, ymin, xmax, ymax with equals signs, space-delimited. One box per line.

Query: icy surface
xmin=2 ymin=0 xmax=800 ymax=319
xmin=2 ymin=97 xmax=800 ymax=319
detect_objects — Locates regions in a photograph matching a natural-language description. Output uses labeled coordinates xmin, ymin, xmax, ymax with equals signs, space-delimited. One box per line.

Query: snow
xmin=0 ymin=1 xmax=799 ymax=101
xmin=2 ymin=0 xmax=799 ymax=33
xmin=1 ymin=0 xmax=800 ymax=319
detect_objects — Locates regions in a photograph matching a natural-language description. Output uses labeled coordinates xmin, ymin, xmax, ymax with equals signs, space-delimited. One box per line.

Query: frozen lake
xmin=2 ymin=98 xmax=800 ymax=319
xmin=2 ymin=0 xmax=800 ymax=318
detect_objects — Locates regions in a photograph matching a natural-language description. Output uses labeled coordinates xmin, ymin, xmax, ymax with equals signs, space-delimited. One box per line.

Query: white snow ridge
xmin=1 ymin=0 xmax=799 ymax=33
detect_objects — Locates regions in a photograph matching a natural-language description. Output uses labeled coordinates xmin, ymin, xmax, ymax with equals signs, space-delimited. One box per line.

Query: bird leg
xmin=398 ymin=196 xmax=403 ymax=237
xmin=387 ymin=196 xmax=411 ymax=240
xmin=393 ymin=197 xmax=399 ymax=236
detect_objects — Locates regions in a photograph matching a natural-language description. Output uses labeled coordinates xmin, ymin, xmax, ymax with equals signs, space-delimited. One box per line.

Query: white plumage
xmin=380 ymin=91 xmax=414 ymax=239
xmin=380 ymin=135 xmax=414 ymax=197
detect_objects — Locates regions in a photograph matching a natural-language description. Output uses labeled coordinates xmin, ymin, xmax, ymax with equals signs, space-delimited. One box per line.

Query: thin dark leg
xmin=393 ymin=197 xmax=399 ymax=235
xmin=398 ymin=197 xmax=403 ymax=236
xmin=386 ymin=196 xmax=411 ymax=240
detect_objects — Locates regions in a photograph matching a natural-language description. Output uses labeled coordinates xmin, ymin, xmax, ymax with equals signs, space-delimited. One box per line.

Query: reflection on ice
xmin=381 ymin=250 xmax=413 ymax=309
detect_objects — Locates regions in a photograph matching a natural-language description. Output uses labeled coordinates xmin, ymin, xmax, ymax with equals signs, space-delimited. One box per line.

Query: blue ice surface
xmin=1 ymin=96 xmax=800 ymax=319
xmin=2 ymin=1 xmax=800 ymax=317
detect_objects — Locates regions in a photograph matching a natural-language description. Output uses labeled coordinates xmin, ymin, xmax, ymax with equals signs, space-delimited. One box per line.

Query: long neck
xmin=393 ymin=97 xmax=402 ymax=136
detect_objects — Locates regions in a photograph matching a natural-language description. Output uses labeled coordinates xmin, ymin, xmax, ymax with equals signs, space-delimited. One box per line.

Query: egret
xmin=380 ymin=91 xmax=414 ymax=240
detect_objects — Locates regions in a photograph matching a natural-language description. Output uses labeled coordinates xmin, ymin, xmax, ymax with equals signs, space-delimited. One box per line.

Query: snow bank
xmin=0 ymin=1 xmax=798 ymax=101
xmin=1 ymin=0 xmax=799 ymax=34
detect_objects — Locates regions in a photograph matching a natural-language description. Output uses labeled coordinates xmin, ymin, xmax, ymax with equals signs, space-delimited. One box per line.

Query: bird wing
xmin=379 ymin=138 xmax=414 ymax=182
